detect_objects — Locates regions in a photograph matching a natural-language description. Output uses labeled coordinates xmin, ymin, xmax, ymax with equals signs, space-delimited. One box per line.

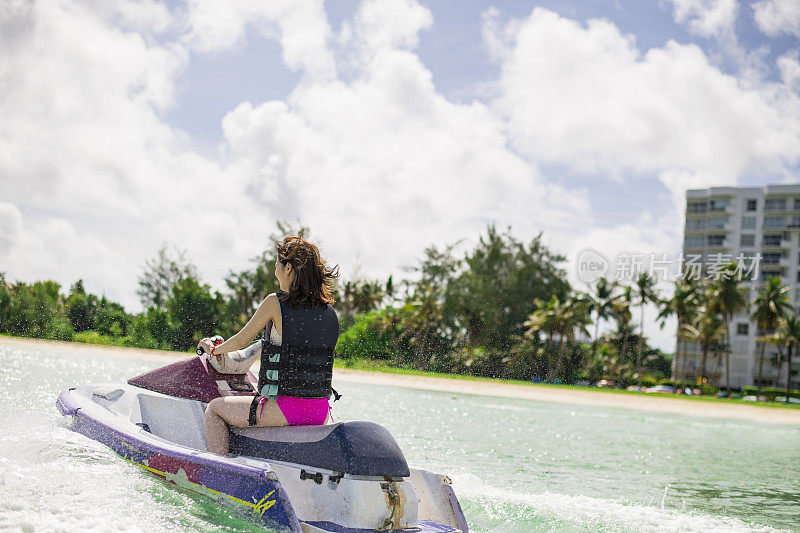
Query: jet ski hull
xmin=56 ymin=381 xmax=467 ymax=533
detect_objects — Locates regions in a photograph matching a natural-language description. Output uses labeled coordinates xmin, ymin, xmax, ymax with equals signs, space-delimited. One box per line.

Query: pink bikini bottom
xmin=275 ymin=396 xmax=330 ymax=425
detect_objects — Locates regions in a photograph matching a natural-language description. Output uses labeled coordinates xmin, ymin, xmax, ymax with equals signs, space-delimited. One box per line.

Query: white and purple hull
xmin=56 ymin=356 xmax=468 ymax=532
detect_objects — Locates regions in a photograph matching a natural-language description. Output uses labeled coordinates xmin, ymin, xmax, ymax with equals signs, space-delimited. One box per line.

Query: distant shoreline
xmin=5 ymin=335 xmax=800 ymax=426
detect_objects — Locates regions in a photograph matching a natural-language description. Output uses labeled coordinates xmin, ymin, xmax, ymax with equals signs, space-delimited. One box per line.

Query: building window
xmin=742 ymin=216 xmax=756 ymax=229
xmin=765 ymin=198 xmax=786 ymax=211
xmin=763 ymin=252 xmax=782 ymax=264
xmin=707 ymin=234 xmax=725 ymax=247
xmin=685 ymin=235 xmax=704 ymax=249
xmin=737 ymin=323 xmax=749 ymax=336
xmin=763 ymin=234 xmax=783 ymax=247
xmin=761 ymin=270 xmax=781 ymax=282
xmin=687 ymin=201 xmax=707 ymax=214
xmin=706 ymin=217 xmax=728 ymax=229
xmin=747 ymin=199 xmax=757 ymax=211
xmin=740 ymin=234 xmax=755 ymax=247
xmin=764 ymin=216 xmax=786 ymax=229
xmin=709 ymin=199 xmax=729 ymax=212
xmin=794 ymin=198 xmax=800 ymax=211
xmin=686 ymin=218 xmax=704 ymax=231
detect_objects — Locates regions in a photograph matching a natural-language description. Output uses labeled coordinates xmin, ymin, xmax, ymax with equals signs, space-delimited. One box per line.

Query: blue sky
xmin=1 ymin=0 xmax=799 ymax=350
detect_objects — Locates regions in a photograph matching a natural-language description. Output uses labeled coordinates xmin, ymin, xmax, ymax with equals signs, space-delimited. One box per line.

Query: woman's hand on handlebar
xmin=196 ymin=337 xmax=214 ymax=356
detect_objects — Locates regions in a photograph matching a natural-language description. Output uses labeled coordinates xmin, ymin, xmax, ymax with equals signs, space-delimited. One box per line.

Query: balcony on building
xmin=686 ymin=200 xmax=707 ymax=217
xmin=684 ymin=218 xmax=705 ymax=233
xmin=705 ymin=234 xmax=728 ymax=249
xmin=705 ymin=217 xmax=732 ymax=232
xmin=683 ymin=234 xmax=705 ymax=250
xmin=707 ymin=198 xmax=734 ymax=214
xmin=759 ymin=268 xmax=787 ymax=283
xmin=763 ymin=216 xmax=787 ymax=230
xmin=761 ymin=252 xmax=789 ymax=267
xmin=761 ymin=233 xmax=791 ymax=249
xmin=763 ymin=196 xmax=800 ymax=214
xmin=786 ymin=215 xmax=800 ymax=230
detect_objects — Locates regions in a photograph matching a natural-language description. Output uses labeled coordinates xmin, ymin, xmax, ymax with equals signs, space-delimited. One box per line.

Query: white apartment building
xmin=680 ymin=184 xmax=800 ymax=390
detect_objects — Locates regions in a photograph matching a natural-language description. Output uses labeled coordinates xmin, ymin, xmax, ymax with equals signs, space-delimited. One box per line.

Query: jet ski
xmin=56 ymin=346 xmax=468 ymax=533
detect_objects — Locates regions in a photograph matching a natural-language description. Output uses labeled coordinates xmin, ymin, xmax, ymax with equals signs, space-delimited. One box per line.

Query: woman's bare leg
xmin=204 ymin=396 xmax=288 ymax=455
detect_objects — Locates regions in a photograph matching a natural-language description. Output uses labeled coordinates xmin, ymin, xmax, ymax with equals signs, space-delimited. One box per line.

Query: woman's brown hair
xmin=276 ymin=236 xmax=339 ymax=309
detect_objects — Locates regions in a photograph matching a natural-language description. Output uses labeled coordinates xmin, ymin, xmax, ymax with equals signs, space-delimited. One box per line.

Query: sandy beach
xmin=5 ymin=336 xmax=800 ymax=427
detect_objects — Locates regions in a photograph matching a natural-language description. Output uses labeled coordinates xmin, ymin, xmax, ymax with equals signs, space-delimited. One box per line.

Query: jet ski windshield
xmin=128 ymin=356 xmax=257 ymax=403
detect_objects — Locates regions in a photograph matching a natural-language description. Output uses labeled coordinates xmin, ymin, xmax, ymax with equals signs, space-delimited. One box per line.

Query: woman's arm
xmin=198 ymin=294 xmax=279 ymax=354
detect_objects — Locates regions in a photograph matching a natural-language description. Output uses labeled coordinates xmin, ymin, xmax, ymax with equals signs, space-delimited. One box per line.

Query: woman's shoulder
xmin=259 ymin=293 xmax=283 ymax=312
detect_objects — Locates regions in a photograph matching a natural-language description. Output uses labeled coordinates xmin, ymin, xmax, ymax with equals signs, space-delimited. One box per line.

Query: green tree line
xmin=3 ymin=222 xmax=796 ymax=399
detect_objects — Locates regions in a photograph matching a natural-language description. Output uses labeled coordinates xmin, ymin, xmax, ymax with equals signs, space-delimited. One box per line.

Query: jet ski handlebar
xmin=196 ymin=335 xmax=224 ymax=356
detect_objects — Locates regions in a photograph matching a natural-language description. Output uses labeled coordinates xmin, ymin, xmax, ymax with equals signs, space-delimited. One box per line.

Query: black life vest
xmin=258 ymin=296 xmax=339 ymax=399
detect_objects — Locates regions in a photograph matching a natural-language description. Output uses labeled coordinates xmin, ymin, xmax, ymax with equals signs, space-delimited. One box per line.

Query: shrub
xmin=637 ymin=375 xmax=658 ymax=387
xmin=336 ymin=311 xmax=394 ymax=360
xmin=74 ymin=330 xmax=125 ymax=347
xmin=743 ymin=386 xmax=800 ymax=401
xmin=45 ymin=316 xmax=75 ymax=341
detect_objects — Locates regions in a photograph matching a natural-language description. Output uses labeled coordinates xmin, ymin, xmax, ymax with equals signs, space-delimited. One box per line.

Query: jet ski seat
xmin=229 ymin=421 xmax=411 ymax=477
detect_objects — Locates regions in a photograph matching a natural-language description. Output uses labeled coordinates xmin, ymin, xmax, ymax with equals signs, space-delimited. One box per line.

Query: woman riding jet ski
xmin=57 ymin=236 xmax=468 ymax=532
xmin=197 ymin=236 xmax=341 ymax=455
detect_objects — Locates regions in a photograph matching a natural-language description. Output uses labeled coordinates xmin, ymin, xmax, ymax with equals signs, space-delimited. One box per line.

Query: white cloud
xmin=83 ymin=0 xmax=174 ymax=35
xmin=0 ymin=1 xmax=266 ymax=305
xmin=777 ymin=50 xmax=800 ymax=91
xmin=665 ymin=0 xmax=770 ymax=82
xmin=0 ymin=1 xmax=187 ymax=212
xmin=338 ymin=0 xmax=433 ymax=64
xmin=488 ymin=7 xmax=800 ymax=184
xmin=667 ymin=0 xmax=739 ymax=38
xmin=752 ymin=0 xmax=800 ymax=38
xmin=181 ymin=0 xmax=336 ymax=80
xmin=0 ymin=206 xmax=137 ymax=302
xmin=218 ymin=44 xmax=592 ymax=279
xmin=0 ymin=202 xmax=23 ymax=255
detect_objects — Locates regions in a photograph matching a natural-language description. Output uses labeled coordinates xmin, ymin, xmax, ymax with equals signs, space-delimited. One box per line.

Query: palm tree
xmin=525 ymin=296 xmax=563 ymax=381
xmin=751 ymin=277 xmax=792 ymax=393
xmin=761 ymin=314 xmax=800 ymax=403
xmin=683 ymin=309 xmax=726 ymax=384
xmin=525 ymin=295 xmax=591 ymax=382
xmin=585 ymin=277 xmax=618 ymax=357
xmin=707 ymin=262 xmax=749 ymax=392
xmin=658 ymin=277 xmax=701 ymax=384
xmin=610 ymin=285 xmax=635 ymax=371
xmin=779 ymin=315 xmax=800 ymax=403
xmin=402 ymin=284 xmax=447 ymax=371
xmin=555 ymin=296 xmax=592 ymax=380
xmin=634 ymin=272 xmax=659 ymax=390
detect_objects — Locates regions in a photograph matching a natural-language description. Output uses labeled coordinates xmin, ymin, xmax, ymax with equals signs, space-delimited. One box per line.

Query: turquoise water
xmin=0 ymin=341 xmax=798 ymax=532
